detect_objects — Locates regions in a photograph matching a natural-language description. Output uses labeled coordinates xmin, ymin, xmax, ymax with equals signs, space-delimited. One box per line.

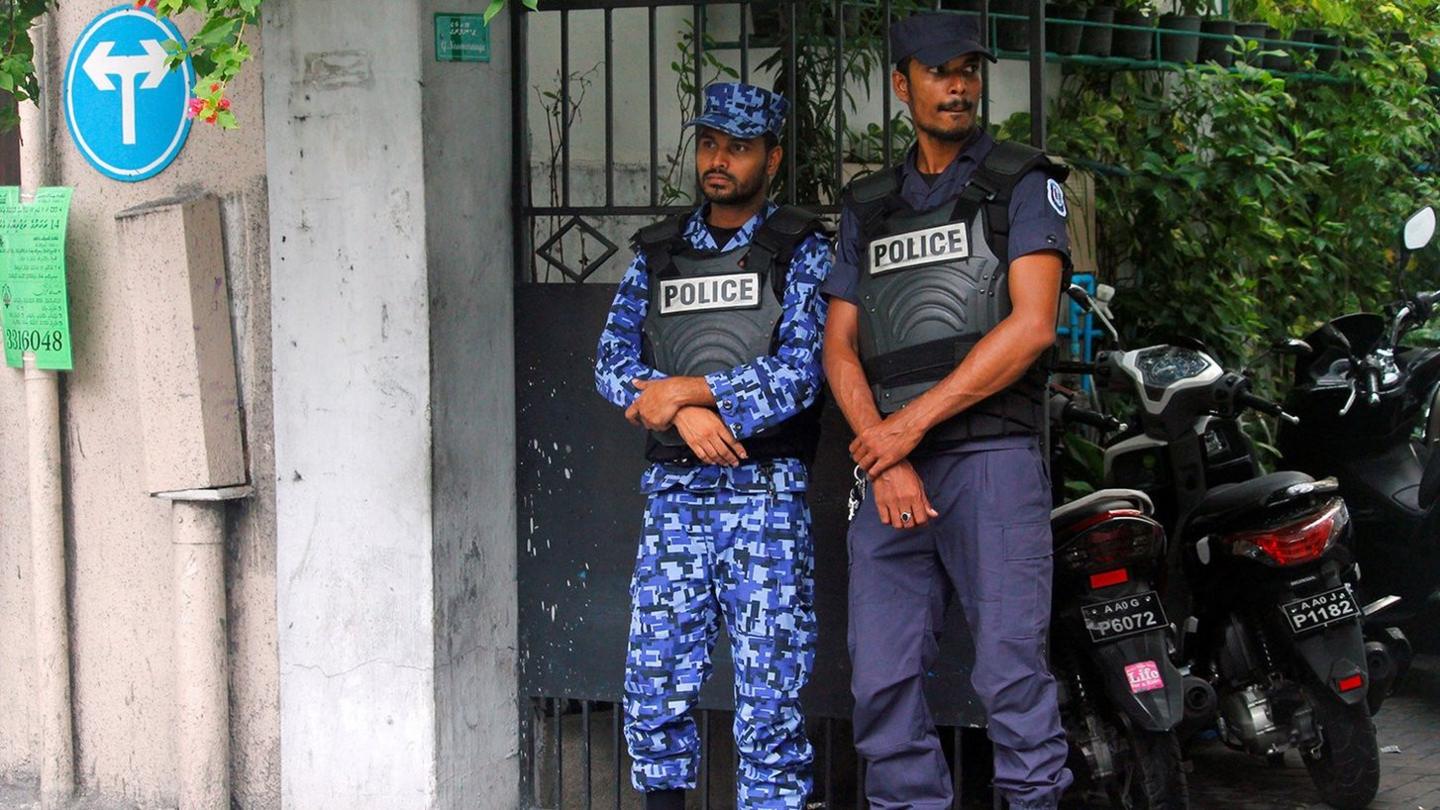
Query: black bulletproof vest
xmin=636 ymin=205 xmax=826 ymax=465
xmin=846 ymin=141 xmax=1070 ymax=450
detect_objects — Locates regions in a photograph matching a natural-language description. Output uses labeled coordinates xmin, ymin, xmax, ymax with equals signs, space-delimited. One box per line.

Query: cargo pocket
xmin=1000 ymin=521 xmax=1053 ymax=640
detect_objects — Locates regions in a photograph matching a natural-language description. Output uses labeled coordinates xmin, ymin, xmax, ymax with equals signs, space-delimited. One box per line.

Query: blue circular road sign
xmin=63 ymin=6 xmax=195 ymax=182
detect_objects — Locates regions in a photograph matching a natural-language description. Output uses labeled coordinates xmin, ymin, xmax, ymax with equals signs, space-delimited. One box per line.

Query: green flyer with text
xmin=0 ymin=187 xmax=74 ymax=370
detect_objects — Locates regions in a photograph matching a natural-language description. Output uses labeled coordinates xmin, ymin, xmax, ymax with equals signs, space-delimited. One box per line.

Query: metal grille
xmin=509 ymin=0 xmax=1049 ymax=285
xmin=524 ymin=698 xmax=999 ymax=809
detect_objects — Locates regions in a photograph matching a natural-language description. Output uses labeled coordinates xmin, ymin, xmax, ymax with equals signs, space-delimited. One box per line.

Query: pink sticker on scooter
xmin=1125 ymin=660 xmax=1165 ymax=694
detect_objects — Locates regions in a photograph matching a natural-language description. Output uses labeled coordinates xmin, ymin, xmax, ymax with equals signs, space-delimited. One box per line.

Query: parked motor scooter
xmin=1276 ymin=207 xmax=1440 ymax=676
xmin=1059 ymin=289 xmax=1384 ymax=810
xmin=1045 ymin=391 xmax=1188 ymax=809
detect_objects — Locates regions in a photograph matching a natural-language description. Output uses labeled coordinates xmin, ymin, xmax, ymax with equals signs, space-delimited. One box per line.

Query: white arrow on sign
xmin=82 ymin=39 xmax=169 ymax=146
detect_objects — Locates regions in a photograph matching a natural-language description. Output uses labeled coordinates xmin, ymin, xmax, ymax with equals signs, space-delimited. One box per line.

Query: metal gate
xmin=510 ymin=2 xmax=1050 ymax=807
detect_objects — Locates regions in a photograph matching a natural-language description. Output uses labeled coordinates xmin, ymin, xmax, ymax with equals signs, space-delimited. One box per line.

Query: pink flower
xmin=218 ymin=98 xmax=231 ymax=111
xmin=186 ymin=98 xmax=205 ymax=119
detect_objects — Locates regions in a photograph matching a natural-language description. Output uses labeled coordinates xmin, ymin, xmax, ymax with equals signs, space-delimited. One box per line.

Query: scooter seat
xmin=1051 ymin=488 xmax=1154 ymax=534
xmin=1184 ymin=471 xmax=1317 ymax=534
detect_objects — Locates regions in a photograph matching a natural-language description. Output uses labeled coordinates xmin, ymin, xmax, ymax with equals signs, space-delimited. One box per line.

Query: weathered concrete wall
xmin=0 ymin=5 xmax=277 ymax=808
xmin=421 ymin=2 xmax=519 ymax=808
xmin=263 ymin=0 xmax=440 ymax=806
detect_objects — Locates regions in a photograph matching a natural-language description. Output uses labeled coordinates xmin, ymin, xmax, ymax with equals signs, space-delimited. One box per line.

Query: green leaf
xmin=482 ymin=0 xmax=505 ymax=25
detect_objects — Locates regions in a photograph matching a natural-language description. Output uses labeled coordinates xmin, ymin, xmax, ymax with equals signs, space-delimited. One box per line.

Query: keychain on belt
xmin=847 ymin=464 xmax=867 ymax=522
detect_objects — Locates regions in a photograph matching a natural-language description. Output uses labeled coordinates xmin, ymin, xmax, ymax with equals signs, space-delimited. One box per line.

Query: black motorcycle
xmin=1059 ymin=289 xmax=1381 ymax=810
xmin=1046 ymin=392 xmax=1188 ymax=809
xmin=1277 ymin=206 xmax=1440 ymax=672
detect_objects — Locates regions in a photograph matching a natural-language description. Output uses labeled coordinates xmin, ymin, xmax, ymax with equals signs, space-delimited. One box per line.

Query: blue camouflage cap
xmin=684 ymin=82 xmax=789 ymax=140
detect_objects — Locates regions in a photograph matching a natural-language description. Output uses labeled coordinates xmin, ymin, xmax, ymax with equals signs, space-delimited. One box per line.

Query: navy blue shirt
xmin=820 ymin=130 xmax=1070 ymax=454
xmin=820 ymin=130 xmax=1070 ymax=305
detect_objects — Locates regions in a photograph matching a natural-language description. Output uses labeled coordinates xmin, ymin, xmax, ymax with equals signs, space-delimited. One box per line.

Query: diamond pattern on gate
xmin=536 ymin=216 xmax=619 ymax=282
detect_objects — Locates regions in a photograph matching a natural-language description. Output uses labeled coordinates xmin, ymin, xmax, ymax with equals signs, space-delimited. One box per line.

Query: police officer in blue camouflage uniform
xmin=821 ymin=13 xmax=1074 ymax=810
xmin=594 ymin=81 xmax=832 ymax=810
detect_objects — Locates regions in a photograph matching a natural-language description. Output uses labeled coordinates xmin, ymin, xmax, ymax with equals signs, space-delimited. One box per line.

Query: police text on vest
xmin=657 ymin=273 xmax=763 ymax=315
xmin=868 ymin=223 xmax=971 ymax=275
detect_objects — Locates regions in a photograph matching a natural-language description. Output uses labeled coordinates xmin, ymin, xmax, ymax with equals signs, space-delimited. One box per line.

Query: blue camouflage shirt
xmin=595 ymin=201 xmax=832 ymax=494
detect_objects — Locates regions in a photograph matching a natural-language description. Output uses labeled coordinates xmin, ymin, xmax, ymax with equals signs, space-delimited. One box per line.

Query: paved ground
xmin=2 ymin=656 xmax=1436 ymax=808
xmin=1185 ymin=654 xmax=1440 ymax=810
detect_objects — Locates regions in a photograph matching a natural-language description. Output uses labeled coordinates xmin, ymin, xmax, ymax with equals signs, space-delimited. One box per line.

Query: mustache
xmin=704 ymin=170 xmax=736 ymax=183
xmin=938 ymin=99 xmax=975 ymax=113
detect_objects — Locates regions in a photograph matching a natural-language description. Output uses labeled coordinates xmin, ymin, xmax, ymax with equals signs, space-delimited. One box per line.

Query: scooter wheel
xmin=1301 ymin=685 xmax=1380 ymax=810
xmin=1108 ymin=729 xmax=1189 ymax=810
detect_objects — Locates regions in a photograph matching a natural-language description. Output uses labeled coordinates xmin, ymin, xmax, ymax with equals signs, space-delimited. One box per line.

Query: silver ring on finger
xmin=899 ymin=511 xmax=913 ymax=524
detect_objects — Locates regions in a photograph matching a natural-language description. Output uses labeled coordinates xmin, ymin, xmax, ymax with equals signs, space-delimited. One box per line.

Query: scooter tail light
xmin=1338 ymin=674 xmax=1365 ymax=693
xmin=1057 ymin=513 xmax=1166 ymax=574
xmin=1219 ymin=498 xmax=1349 ymax=567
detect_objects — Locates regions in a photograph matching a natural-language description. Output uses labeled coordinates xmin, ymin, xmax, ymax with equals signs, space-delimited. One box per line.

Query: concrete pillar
xmin=263 ymin=0 xmax=438 ymax=805
xmin=421 ymin=2 xmax=518 ymax=807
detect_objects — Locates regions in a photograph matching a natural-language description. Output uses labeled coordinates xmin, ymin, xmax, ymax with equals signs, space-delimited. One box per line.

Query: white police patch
xmin=658 ymin=272 xmax=762 ymax=315
xmin=1047 ymin=178 xmax=1068 ymax=217
xmin=868 ymin=222 xmax=970 ymax=276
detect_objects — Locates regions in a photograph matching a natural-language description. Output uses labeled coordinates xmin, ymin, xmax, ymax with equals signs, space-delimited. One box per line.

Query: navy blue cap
xmin=684 ymin=82 xmax=789 ymax=140
xmin=890 ymin=12 xmax=996 ymax=67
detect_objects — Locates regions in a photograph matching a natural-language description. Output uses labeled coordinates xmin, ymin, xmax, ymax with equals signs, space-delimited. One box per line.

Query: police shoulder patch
xmin=1047 ymin=178 xmax=1068 ymax=218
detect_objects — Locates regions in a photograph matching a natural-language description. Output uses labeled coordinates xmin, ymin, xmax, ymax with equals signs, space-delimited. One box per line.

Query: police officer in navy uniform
xmin=820 ymin=13 xmax=1074 ymax=810
xmin=595 ymin=82 xmax=832 ymax=810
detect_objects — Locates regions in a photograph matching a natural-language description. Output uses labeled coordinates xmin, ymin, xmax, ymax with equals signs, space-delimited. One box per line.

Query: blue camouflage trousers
xmin=623 ymin=488 xmax=817 ymax=808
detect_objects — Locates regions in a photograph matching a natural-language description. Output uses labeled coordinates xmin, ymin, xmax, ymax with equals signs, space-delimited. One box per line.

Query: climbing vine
xmin=149 ymin=0 xmax=259 ymax=129
xmin=1 ymin=0 xmax=47 ymax=133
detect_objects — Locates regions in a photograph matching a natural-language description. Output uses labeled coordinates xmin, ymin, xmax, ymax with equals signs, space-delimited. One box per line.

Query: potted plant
xmin=1261 ymin=24 xmax=1313 ymax=72
xmin=1112 ymin=0 xmax=1156 ymax=61
xmin=1234 ymin=18 xmax=1269 ymax=66
xmin=1313 ymin=28 xmax=1343 ymax=71
xmin=1158 ymin=0 xmax=1207 ymax=64
xmin=1197 ymin=5 xmax=1237 ymax=67
xmin=991 ymin=0 xmax=1030 ymax=53
xmin=1046 ymin=0 xmax=1088 ymax=56
xmin=1080 ymin=1 xmax=1116 ymax=57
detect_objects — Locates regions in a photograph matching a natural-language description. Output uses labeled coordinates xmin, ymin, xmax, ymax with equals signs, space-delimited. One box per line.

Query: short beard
xmin=700 ymin=168 xmax=767 ymax=206
xmin=917 ymin=117 xmax=976 ymax=143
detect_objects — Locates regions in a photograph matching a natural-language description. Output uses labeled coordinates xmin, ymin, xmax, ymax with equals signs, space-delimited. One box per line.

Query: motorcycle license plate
xmin=1082 ymin=591 xmax=1168 ymax=643
xmin=1281 ymin=587 xmax=1360 ymax=634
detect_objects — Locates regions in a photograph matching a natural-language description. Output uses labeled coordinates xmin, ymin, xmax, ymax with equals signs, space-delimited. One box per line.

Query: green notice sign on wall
xmin=0 ymin=187 xmax=75 ymax=370
xmin=436 ymin=13 xmax=490 ymax=63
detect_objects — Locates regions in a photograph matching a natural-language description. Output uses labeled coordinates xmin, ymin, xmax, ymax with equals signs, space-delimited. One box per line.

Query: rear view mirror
xmin=1403 ymin=207 xmax=1436 ymax=252
xmin=1274 ymin=338 xmax=1313 ymax=356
